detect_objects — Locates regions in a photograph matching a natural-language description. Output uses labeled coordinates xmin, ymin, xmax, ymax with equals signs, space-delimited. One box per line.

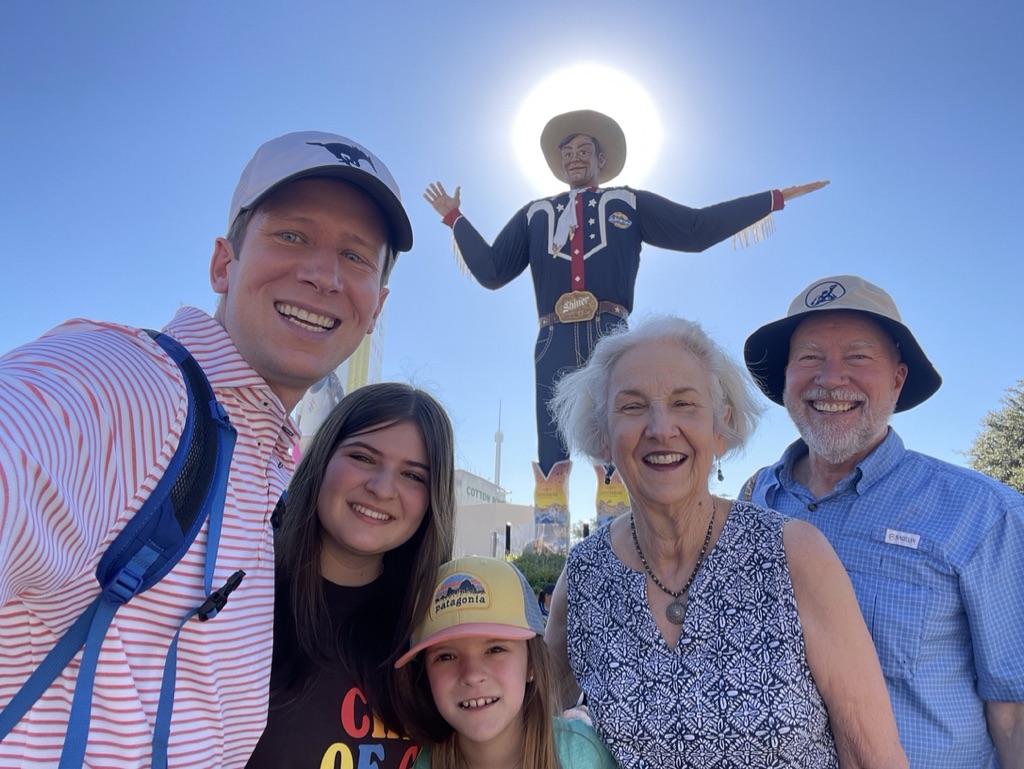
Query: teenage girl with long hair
xmin=248 ymin=382 xmax=456 ymax=768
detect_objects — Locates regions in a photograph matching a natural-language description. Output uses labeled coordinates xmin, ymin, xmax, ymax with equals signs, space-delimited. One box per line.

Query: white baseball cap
xmin=228 ymin=131 xmax=413 ymax=252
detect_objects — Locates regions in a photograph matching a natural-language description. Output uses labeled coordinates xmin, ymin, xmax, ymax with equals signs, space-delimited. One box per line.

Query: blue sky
xmin=2 ymin=2 xmax=1022 ymax=519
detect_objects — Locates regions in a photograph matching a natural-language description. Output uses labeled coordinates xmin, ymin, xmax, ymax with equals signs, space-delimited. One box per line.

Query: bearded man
xmin=743 ymin=275 xmax=1024 ymax=769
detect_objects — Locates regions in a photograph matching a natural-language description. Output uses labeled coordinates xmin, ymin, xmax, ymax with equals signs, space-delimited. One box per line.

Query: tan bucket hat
xmin=540 ymin=109 xmax=627 ymax=185
xmin=744 ymin=275 xmax=942 ymax=412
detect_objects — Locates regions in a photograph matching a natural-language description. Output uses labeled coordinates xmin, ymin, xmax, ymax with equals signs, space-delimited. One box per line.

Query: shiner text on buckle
xmin=554 ymin=291 xmax=599 ymax=323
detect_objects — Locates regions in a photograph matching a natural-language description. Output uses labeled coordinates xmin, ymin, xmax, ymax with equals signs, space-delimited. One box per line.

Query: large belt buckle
xmin=554 ymin=291 xmax=599 ymax=323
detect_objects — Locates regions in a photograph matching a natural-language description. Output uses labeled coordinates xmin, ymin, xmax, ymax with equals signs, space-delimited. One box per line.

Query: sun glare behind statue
xmin=512 ymin=63 xmax=662 ymax=196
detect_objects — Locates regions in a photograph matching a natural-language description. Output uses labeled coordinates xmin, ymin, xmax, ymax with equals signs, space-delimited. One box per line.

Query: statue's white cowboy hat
xmin=540 ymin=109 xmax=627 ymax=185
xmin=744 ymin=275 xmax=942 ymax=413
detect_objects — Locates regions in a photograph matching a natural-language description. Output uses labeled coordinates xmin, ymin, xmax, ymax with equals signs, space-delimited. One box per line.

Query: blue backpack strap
xmin=0 ymin=331 xmax=237 ymax=768
xmin=138 ymin=332 xmax=239 ymax=769
xmin=0 ymin=600 xmax=106 ymax=741
xmin=150 ymin=357 xmax=241 ymax=769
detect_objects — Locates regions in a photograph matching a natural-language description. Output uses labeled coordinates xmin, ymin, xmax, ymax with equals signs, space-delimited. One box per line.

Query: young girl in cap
xmin=247 ymin=382 xmax=456 ymax=769
xmin=396 ymin=556 xmax=616 ymax=769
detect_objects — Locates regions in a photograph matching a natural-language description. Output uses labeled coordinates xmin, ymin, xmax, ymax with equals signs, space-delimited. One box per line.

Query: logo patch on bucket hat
xmin=804 ymin=279 xmax=848 ymax=308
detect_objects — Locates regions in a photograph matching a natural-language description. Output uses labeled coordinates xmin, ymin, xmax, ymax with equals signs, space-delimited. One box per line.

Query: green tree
xmin=509 ymin=551 xmax=566 ymax=596
xmin=967 ymin=379 xmax=1024 ymax=493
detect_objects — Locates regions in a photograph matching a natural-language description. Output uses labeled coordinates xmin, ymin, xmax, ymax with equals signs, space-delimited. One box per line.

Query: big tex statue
xmin=427 ymin=110 xmax=826 ymax=549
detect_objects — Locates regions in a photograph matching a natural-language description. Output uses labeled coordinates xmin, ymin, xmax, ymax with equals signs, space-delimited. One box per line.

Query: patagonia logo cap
xmin=395 ymin=556 xmax=546 ymax=668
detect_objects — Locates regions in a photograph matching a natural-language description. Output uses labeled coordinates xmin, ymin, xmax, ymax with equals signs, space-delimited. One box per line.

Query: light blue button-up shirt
xmin=747 ymin=429 xmax=1024 ymax=769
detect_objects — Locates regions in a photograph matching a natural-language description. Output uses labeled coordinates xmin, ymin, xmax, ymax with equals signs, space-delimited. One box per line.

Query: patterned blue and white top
xmin=565 ymin=501 xmax=839 ymax=769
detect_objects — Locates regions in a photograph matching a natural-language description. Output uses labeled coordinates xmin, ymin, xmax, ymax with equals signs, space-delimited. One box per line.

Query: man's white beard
xmin=784 ymin=387 xmax=896 ymax=464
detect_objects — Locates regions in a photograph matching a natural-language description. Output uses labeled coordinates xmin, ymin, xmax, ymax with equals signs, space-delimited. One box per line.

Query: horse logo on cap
xmin=306 ymin=141 xmax=376 ymax=170
xmin=804 ymin=280 xmax=847 ymax=309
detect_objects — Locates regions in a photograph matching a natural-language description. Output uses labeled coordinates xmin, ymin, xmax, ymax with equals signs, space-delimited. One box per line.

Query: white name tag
xmin=885 ymin=529 xmax=921 ymax=549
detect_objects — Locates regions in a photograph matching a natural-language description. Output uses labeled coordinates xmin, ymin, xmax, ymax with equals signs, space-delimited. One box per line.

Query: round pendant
xmin=666 ymin=600 xmax=686 ymax=625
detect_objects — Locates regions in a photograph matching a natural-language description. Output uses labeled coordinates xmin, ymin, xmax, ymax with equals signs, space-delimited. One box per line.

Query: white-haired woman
xmin=545 ymin=316 xmax=907 ymax=769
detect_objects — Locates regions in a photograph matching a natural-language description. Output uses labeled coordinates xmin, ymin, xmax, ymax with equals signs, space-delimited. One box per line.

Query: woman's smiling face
xmin=604 ymin=340 xmax=726 ymax=513
xmin=316 ymin=420 xmax=430 ymax=582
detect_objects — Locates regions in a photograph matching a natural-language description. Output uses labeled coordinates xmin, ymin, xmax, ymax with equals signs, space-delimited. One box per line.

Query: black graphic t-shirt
xmin=247 ymin=579 xmax=420 ymax=769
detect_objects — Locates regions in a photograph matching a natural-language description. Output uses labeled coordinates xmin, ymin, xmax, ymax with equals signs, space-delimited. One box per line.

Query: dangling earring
xmin=604 ymin=464 xmax=614 ymax=485
xmin=716 ymin=459 xmax=724 ymax=483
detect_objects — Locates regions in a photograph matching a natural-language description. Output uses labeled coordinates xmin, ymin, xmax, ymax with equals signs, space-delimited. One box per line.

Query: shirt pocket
xmin=847 ymin=568 xmax=929 ymax=682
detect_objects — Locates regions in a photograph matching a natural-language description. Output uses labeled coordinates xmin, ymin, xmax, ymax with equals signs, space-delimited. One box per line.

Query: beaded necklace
xmin=629 ymin=500 xmax=716 ymax=625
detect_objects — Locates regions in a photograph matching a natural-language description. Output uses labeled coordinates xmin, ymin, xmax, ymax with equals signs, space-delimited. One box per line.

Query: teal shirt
xmin=413 ymin=717 xmax=616 ymax=768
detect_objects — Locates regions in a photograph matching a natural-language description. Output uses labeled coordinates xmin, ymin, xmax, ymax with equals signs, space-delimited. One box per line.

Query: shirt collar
xmin=776 ymin=427 xmax=906 ymax=497
xmin=162 ymin=306 xmax=300 ymax=436
xmin=852 ymin=428 xmax=906 ymax=493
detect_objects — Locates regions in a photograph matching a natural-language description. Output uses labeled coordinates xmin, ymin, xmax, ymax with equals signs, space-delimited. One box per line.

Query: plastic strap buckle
xmin=196 ymin=570 xmax=246 ymax=621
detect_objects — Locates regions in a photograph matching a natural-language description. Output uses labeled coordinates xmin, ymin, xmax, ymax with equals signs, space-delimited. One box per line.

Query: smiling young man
xmin=424 ymin=108 xmax=827 ymax=543
xmin=0 ymin=131 xmax=413 ymax=767
xmin=212 ymin=176 xmax=392 ymax=410
xmin=743 ymin=275 xmax=1024 ymax=769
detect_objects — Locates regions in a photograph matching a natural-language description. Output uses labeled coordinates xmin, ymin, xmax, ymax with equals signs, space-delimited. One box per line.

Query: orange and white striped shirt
xmin=0 ymin=307 xmax=298 ymax=768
